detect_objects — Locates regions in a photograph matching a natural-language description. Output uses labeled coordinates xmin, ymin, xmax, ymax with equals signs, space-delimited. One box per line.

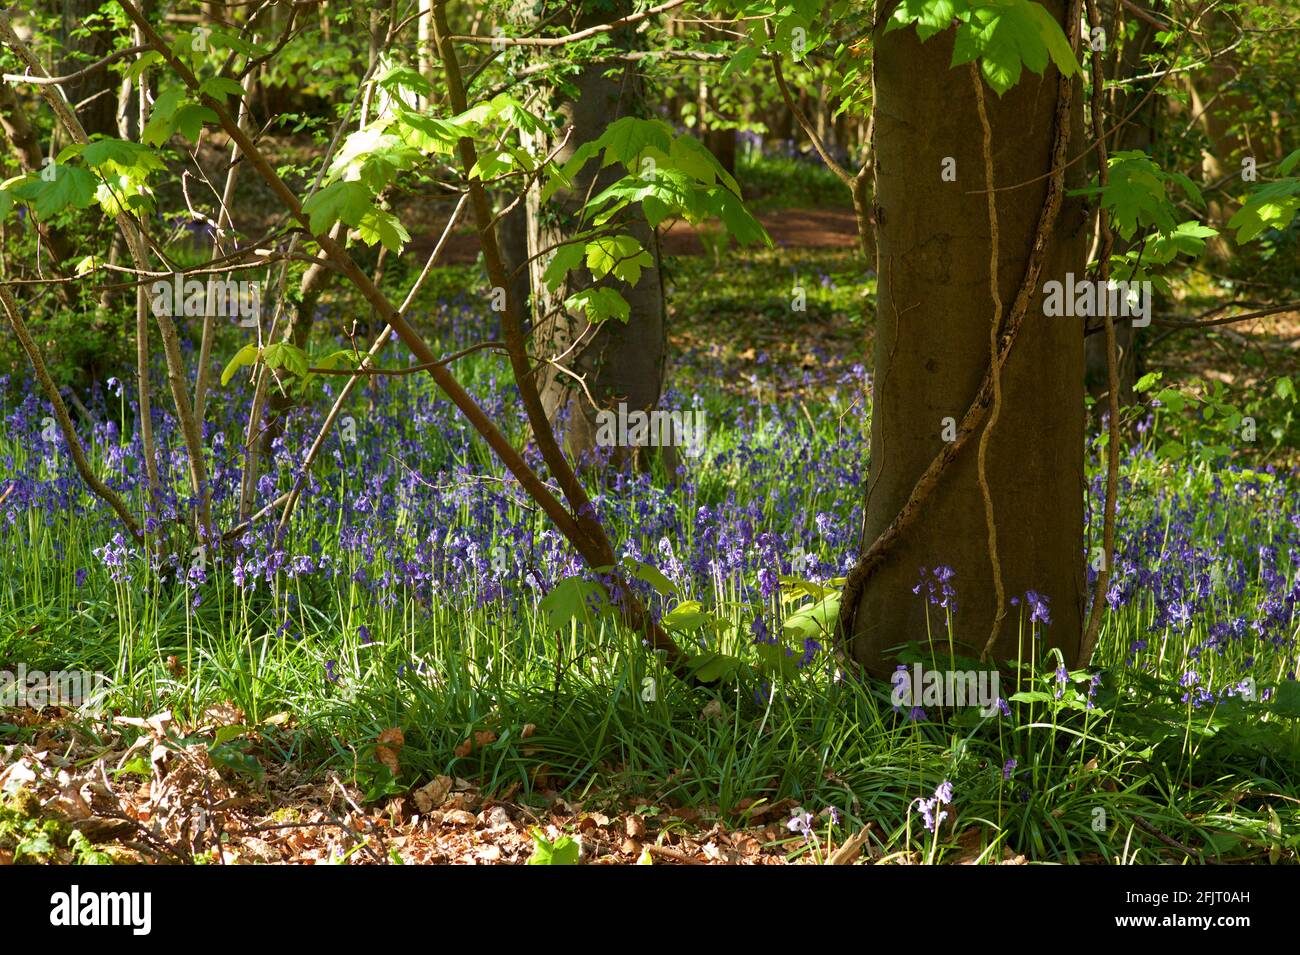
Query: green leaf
xmin=174 ymin=104 xmax=218 ymax=142
xmin=597 ymin=117 xmax=674 ymax=170
xmin=1228 ymin=178 xmax=1300 ymax=243
xmin=585 ymin=235 xmax=653 ymax=286
xmin=199 ymin=76 xmax=245 ymax=103
xmin=542 ymin=242 xmax=586 ymax=292
xmin=527 ymin=830 xmax=581 ymax=865
xmin=141 ymin=87 xmax=187 ymax=146
xmin=670 ymin=134 xmax=740 ymax=194
xmin=264 ymin=342 xmax=309 ymax=378
xmin=721 ymin=43 xmax=760 ymax=79
xmin=564 ymin=287 xmax=630 ymax=324
xmin=661 ymin=600 xmax=723 ymax=631
xmin=953 ymin=0 xmax=1078 ymax=97
xmin=539 ymin=576 xmax=608 ymax=632
xmin=622 ymin=558 xmax=678 ymax=595
xmin=1134 ymin=371 xmax=1162 ymax=394
xmin=124 ymin=50 xmax=163 ymax=84
xmin=702 ymin=187 xmax=771 ymax=246
xmin=212 ymin=724 xmax=252 ymax=746
xmin=1273 ymin=680 xmax=1300 ymax=718
xmin=357 ymin=206 xmax=410 ymax=253
xmin=782 ymin=591 xmax=842 ymax=641
xmin=374 ymin=64 xmax=432 ymax=100
xmin=221 ymin=344 xmax=261 ymax=386
xmin=889 ymin=0 xmax=970 ymax=41
xmin=81 ymin=138 xmax=164 ymax=175
xmin=32 ymin=164 xmax=97 ymax=217
xmin=755 ymin=641 xmax=802 ymax=679
xmin=689 ymin=651 xmax=742 ymax=683
xmin=302 ymin=180 xmax=374 ymax=235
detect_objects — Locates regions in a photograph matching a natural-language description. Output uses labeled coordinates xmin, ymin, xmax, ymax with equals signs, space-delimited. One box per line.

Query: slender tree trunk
xmin=849 ymin=6 xmax=1089 ymax=675
xmin=1085 ymin=2 xmax=1157 ymax=407
xmin=528 ymin=2 xmax=672 ymax=471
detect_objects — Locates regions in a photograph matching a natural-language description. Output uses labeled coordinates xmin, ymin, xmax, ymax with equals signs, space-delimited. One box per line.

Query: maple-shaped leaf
xmin=953 ymin=0 xmax=1077 ymax=96
xmin=301 ymin=180 xmax=374 ymax=235
xmin=889 ymin=0 xmax=970 ymax=41
xmin=564 ymin=287 xmax=631 ymax=324
xmin=542 ymin=241 xmax=586 ymax=292
xmin=585 ymin=235 xmax=653 ymax=286
xmin=1229 ymin=178 xmax=1300 ymax=243
xmin=32 ymin=165 xmax=97 ymax=218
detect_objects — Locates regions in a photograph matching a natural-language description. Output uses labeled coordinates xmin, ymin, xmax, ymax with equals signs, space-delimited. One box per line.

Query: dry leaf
xmin=443 ymin=809 xmax=476 ymax=827
xmin=413 ymin=775 xmax=452 ymax=813
xmin=520 ymin=723 xmax=536 ymax=739
xmin=625 ymin=814 xmax=646 ymax=839
xmin=375 ymin=727 xmax=404 ymax=776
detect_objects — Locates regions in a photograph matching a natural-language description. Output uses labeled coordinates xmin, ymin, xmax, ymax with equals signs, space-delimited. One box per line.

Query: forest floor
xmin=2 ymin=704 xmax=881 ymax=865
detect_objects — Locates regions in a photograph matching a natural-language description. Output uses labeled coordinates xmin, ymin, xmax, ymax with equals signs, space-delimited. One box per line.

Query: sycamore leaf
xmin=702 ymin=187 xmax=772 ymax=246
xmin=198 ymin=76 xmax=245 ymax=103
xmin=670 ymin=134 xmax=741 ymax=193
xmin=539 ymin=576 xmax=609 ymax=632
xmin=585 ymin=235 xmax=653 ymax=286
xmin=302 ymin=180 xmax=374 ymax=234
xmin=375 ymin=64 xmax=432 ymax=99
xmin=141 ymin=88 xmax=187 ymax=145
xmin=394 ymin=111 xmax=462 ymax=155
xmin=782 ymin=591 xmax=842 ymax=641
xmin=81 ymin=138 xmax=164 ymax=175
xmin=564 ymin=287 xmax=630 ymax=324
xmin=661 ymin=601 xmax=722 ymax=631
xmin=1141 ymin=220 xmax=1217 ymax=264
xmin=221 ymin=344 xmax=260 ymax=386
xmin=32 ymin=165 xmax=97 ymax=217
xmin=689 ymin=652 xmax=743 ymax=683
xmin=543 ymin=242 xmax=586 ymax=292
xmin=124 ymin=51 xmax=163 ymax=84
xmin=527 ymin=830 xmax=581 ymax=865
xmin=173 ymin=104 xmax=218 ymax=142
xmin=1228 ymin=178 xmax=1300 ymax=243
xmin=357 ymin=206 xmax=410 ymax=253
xmin=721 ymin=43 xmax=759 ymax=79
xmin=622 ymin=558 xmax=678 ymax=595
xmin=888 ymin=0 xmax=969 ymax=40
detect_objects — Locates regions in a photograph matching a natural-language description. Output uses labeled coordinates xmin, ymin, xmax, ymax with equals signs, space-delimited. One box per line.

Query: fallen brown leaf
xmin=375 ymin=728 xmax=404 ymax=776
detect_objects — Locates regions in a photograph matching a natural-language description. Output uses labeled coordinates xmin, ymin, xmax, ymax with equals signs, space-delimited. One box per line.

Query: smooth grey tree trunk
xmin=851 ymin=4 xmax=1089 ymax=675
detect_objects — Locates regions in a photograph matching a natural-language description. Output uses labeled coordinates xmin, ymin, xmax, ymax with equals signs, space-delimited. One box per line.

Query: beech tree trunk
xmin=850 ymin=5 xmax=1089 ymax=675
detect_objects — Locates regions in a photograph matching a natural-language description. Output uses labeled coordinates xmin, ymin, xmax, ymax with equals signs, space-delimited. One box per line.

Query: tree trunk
xmin=527 ymin=3 xmax=671 ymax=471
xmin=850 ymin=7 xmax=1089 ymax=676
xmin=1085 ymin=2 xmax=1158 ymax=407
